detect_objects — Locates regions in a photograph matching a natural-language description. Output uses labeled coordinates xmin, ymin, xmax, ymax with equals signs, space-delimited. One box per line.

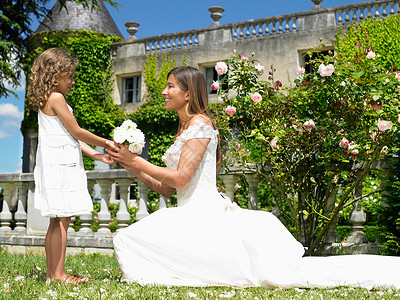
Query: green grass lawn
xmin=0 ymin=249 xmax=399 ymax=299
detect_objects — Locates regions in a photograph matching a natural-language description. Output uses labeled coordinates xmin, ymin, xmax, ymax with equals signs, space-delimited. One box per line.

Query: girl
xmin=27 ymin=48 xmax=114 ymax=284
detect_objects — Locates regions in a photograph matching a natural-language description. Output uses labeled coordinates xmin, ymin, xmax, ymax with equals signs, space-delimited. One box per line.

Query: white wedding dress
xmin=113 ymin=122 xmax=400 ymax=289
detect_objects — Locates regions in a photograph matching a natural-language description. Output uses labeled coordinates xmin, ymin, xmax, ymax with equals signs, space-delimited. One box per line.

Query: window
xmin=301 ymin=50 xmax=333 ymax=74
xmin=121 ymin=75 xmax=141 ymax=103
xmin=204 ymin=66 xmax=228 ymax=94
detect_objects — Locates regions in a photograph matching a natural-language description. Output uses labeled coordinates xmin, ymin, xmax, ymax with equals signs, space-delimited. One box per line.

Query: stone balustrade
xmin=114 ymin=0 xmax=398 ymax=55
xmin=0 ymin=159 xmax=390 ymax=255
xmin=0 ymin=169 xmax=256 ymax=249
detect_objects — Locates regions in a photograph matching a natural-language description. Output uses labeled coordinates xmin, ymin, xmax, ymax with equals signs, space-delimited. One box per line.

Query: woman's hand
xmin=105 ymin=140 xmax=137 ymax=165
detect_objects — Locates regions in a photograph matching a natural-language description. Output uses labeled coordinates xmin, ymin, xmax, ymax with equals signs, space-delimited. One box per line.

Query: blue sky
xmin=0 ymin=0 xmax=363 ymax=173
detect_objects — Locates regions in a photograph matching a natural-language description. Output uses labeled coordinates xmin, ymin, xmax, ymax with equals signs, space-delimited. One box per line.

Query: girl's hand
xmin=105 ymin=140 xmax=137 ymax=165
xmin=93 ymin=153 xmax=115 ymax=165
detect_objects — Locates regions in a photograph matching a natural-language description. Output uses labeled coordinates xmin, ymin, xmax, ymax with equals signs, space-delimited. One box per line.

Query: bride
xmin=106 ymin=66 xmax=400 ymax=289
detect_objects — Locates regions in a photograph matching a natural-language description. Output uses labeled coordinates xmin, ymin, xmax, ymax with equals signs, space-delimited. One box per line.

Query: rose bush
xmin=212 ymin=41 xmax=399 ymax=253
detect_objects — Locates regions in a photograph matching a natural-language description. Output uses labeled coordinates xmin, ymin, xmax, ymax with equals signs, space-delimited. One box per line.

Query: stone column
xmin=0 ymin=182 xmax=14 ymax=235
xmin=13 ymin=182 xmax=28 ymax=235
xmin=159 ymin=195 xmax=168 ymax=210
xmin=346 ymin=182 xmax=367 ymax=244
xmin=221 ymin=174 xmax=238 ymax=202
xmin=94 ymin=179 xmax=113 ymax=237
xmin=116 ymin=178 xmax=134 ymax=230
xmin=245 ymin=174 xmax=259 ymax=210
xmin=77 ymin=180 xmax=95 ymax=237
xmin=135 ymin=181 xmax=149 ymax=221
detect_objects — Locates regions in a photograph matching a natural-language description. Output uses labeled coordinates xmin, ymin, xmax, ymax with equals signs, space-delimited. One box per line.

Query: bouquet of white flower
xmin=112 ymin=120 xmax=145 ymax=154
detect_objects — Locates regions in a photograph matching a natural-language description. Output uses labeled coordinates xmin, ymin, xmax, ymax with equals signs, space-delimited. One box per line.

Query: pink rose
xmin=270 ymin=139 xmax=279 ymax=149
xmin=380 ymin=146 xmax=388 ymax=155
xmin=211 ymin=81 xmax=219 ymax=91
xmin=319 ymin=63 xmax=334 ymax=77
xmin=251 ymin=92 xmax=262 ymax=103
xmin=297 ymin=67 xmax=305 ymax=75
xmin=255 ymin=63 xmax=265 ymax=74
xmin=396 ymin=73 xmax=400 ymax=81
xmin=339 ymin=138 xmax=349 ymax=148
xmin=377 ymin=120 xmax=392 ymax=132
xmin=215 ymin=61 xmax=228 ymax=75
xmin=241 ymin=56 xmax=248 ymax=61
xmin=351 ymin=149 xmax=359 ymax=156
xmin=303 ymin=120 xmax=315 ymax=132
xmin=225 ymin=105 xmax=236 ymax=116
xmin=293 ymin=123 xmax=304 ymax=134
xmin=217 ymin=95 xmax=224 ymax=104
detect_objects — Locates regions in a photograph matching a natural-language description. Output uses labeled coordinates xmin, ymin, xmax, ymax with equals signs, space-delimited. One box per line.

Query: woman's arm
xmin=49 ymin=93 xmax=109 ymax=148
xmin=118 ymin=161 xmax=176 ymax=198
xmin=106 ymin=137 xmax=209 ymax=191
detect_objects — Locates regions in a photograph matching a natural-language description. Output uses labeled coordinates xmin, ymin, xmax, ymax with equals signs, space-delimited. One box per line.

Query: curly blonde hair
xmin=27 ymin=48 xmax=77 ymax=110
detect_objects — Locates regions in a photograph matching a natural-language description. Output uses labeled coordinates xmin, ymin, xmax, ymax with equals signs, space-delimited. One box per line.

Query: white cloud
xmin=0 ymin=129 xmax=10 ymax=138
xmin=0 ymin=103 xmax=24 ymax=119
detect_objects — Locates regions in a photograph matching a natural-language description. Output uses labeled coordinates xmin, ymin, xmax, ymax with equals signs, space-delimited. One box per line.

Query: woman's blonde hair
xmin=27 ymin=48 xmax=77 ymax=110
xmin=168 ymin=66 xmax=221 ymax=171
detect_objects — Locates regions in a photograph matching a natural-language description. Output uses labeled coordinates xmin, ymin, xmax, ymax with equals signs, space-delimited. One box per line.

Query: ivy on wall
xmin=22 ymin=30 xmax=126 ymax=169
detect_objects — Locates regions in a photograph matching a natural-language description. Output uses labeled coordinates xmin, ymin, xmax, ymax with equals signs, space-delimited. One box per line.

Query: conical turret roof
xmin=34 ymin=0 xmax=123 ymax=38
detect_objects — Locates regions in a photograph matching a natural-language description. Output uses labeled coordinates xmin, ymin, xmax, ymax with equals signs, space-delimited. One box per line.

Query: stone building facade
xmin=109 ymin=0 xmax=397 ymax=113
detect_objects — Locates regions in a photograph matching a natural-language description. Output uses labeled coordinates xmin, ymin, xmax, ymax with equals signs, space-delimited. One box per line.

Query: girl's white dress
xmin=113 ymin=122 xmax=400 ymax=289
xmin=34 ymin=105 xmax=93 ymax=218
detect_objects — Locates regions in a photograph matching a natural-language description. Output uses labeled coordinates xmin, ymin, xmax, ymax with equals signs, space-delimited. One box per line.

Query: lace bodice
xmin=162 ymin=122 xmax=219 ymax=206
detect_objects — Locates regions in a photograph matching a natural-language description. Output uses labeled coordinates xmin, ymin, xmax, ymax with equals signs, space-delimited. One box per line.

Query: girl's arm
xmin=80 ymin=141 xmax=114 ymax=165
xmin=106 ymin=137 xmax=209 ymax=192
xmin=49 ymin=92 xmax=109 ymax=148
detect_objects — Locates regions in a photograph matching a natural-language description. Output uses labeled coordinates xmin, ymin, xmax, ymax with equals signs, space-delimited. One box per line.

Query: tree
xmin=0 ymin=0 xmax=119 ymax=98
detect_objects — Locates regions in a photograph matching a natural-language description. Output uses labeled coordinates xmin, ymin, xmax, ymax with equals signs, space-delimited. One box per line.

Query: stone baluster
xmin=194 ymin=35 xmax=199 ymax=46
xmin=390 ymin=2 xmax=395 ymax=15
xmin=95 ymin=179 xmax=113 ymax=237
xmin=116 ymin=179 xmax=134 ymax=230
xmin=159 ymin=195 xmax=168 ymax=210
xmin=221 ymin=175 xmax=238 ymax=202
xmin=265 ymin=22 xmax=270 ymax=35
xmin=177 ymin=37 xmax=182 ymax=48
xmin=352 ymin=8 xmax=358 ymax=22
xmin=188 ymin=35 xmax=193 ymax=46
xmin=13 ymin=182 xmax=28 ymax=235
xmin=136 ymin=181 xmax=149 ymax=221
xmin=0 ymin=182 xmax=14 ymax=235
xmin=245 ymin=26 xmax=250 ymax=38
xmin=284 ymin=18 xmax=290 ymax=32
xmin=183 ymin=35 xmax=188 ymax=47
xmin=374 ymin=5 xmax=380 ymax=18
xmin=344 ymin=9 xmax=351 ymax=23
xmin=359 ymin=8 xmax=365 ymax=21
xmin=245 ymin=174 xmax=259 ymax=210
xmin=77 ymin=180 xmax=95 ymax=237
xmin=232 ymin=27 xmax=238 ymax=39
xmin=346 ymin=182 xmax=367 ymax=243
xmin=292 ymin=17 xmax=297 ymax=31
xmin=278 ymin=20 xmax=283 ymax=33
xmin=271 ymin=22 xmax=277 ymax=34
xmin=258 ymin=23 xmax=263 ymax=36
xmin=239 ymin=26 xmax=244 ymax=39
xmin=67 ymin=216 xmax=76 ymax=237
xmin=337 ymin=10 xmax=343 ymax=24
